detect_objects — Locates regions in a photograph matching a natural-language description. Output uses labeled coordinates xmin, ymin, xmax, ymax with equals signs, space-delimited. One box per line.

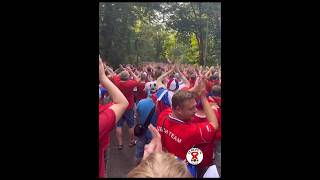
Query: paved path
xmin=105 ymin=124 xmax=136 ymax=178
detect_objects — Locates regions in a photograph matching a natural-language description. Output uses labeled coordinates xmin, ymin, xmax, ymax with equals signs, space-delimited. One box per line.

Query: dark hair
xmin=115 ymin=68 xmax=122 ymax=74
xmin=211 ymin=85 xmax=221 ymax=97
xmin=190 ymin=74 xmax=196 ymax=81
xmin=172 ymin=90 xmax=196 ymax=110
xmin=210 ymin=75 xmax=219 ymax=81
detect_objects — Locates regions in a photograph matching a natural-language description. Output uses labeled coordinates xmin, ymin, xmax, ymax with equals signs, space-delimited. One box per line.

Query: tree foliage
xmin=99 ymin=2 xmax=221 ymax=67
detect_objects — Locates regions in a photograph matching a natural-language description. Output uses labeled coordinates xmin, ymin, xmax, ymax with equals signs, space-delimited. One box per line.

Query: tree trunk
xmin=199 ymin=34 xmax=204 ymax=66
xmin=155 ymin=37 xmax=161 ymax=62
xmin=195 ymin=30 xmax=205 ymax=65
xmin=191 ymin=3 xmax=205 ymax=65
xmin=198 ymin=3 xmax=205 ymax=66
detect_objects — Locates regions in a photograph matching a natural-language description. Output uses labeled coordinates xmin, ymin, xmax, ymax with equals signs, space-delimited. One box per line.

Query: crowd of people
xmin=99 ymin=56 xmax=221 ymax=178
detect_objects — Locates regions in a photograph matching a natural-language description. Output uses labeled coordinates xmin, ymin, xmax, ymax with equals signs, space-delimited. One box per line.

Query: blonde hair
xmin=127 ymin=152 xmax=192 ymax=178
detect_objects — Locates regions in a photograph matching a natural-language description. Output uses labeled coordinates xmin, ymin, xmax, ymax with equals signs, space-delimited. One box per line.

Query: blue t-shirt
xmin=137 ymin=98 xmax=157 ymax=139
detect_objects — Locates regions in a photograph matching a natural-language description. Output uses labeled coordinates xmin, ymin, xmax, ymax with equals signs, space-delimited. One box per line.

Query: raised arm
xmin=198 ymin=78 xmax=218 ymax=130
xmin=105 ymin=65 xmax=115 ymax=79
xmin=156 ymin=67 xmax=175 ymax=90
xmin=99 ymin=58 xmax=128 ymax=122
xmin=126 ymin=66 xmax=140 ymax=82
xmin=175 ymin=65 xmax=190 ymax=87
xmin=204 ymin=66 xmax=214 ymax=79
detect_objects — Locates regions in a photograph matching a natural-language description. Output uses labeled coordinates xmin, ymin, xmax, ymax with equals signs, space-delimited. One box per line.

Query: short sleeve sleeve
xmin=99 ymin=108 xmax=116 ymax=141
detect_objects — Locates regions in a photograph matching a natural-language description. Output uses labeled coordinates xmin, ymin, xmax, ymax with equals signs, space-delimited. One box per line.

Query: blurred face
xmin=175 ymin=99 xmax=197 ymax=120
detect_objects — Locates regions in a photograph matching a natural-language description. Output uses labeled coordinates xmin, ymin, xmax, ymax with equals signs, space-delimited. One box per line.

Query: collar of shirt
xmin=169 ymin=114 xmax=186 ymax=123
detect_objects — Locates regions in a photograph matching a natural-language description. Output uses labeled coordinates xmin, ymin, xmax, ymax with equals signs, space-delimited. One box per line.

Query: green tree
xmin=164 ymin=2 xmax=221 ymax=66
xmin=99 ymin=2 xmax=221 ymax=67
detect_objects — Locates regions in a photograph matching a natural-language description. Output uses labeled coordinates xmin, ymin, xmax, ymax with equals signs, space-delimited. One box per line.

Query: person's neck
xmin=171 ymin=112 xmax=186 ymax=122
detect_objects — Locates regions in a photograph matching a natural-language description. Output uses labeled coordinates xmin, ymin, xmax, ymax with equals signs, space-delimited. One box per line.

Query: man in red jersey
xmin=156 ymin=76 xmax=219 ymax=177
xmin=135 ymin=72 xmax=148 ymax=102
xmin=112 ymin=66 xmax=140 ymax=149
xmin=192 ymin=96 xmax=221 ymax=176
xmin=99 ymin=57 xmax=128 ymax=178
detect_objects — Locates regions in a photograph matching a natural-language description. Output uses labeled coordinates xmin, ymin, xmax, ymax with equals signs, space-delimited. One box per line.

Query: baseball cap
xmin=119 ymin=71 xmax=129 ymax=81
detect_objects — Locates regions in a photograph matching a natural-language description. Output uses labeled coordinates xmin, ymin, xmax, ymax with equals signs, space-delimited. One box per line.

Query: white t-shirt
xmin=203 ymin=165 xmax=220 ymax=178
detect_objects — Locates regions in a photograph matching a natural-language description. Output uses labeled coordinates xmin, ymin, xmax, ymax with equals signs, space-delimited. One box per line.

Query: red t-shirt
xmin=156 ymin=108 xmax=216 ymax=169
xmin=135 ymin=81 xmax=147 ymax=102
xmin=212 ymin=79 xmax=220 ymax=85
xmin=213 ymin=107 xmax=221 ymax=141
xmin=212 ymin=96 xmax=221 ymax=106
xmin=192 ymin=106 xmax=221 ymax=167
xmin=113 ymin=76 xmax=138 ymax=110
xmin=206 ymin=80 xmax=220 ymax=92
xmin=99 ymin=103 xmax=116 ymax=178
xmin=189 ymin=79 xmax=196 ymax=88
xmin=206 ymin=81 xmax=213 ymax=92
xmin=193 ymin=106 xmax=221 ymax=141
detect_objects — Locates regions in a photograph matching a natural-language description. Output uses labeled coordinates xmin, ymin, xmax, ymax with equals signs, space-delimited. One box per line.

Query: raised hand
xmin=143 ymin=124 xmax=163 ymax=160
xmin=99 ymin=57 xmax=106 ymax=78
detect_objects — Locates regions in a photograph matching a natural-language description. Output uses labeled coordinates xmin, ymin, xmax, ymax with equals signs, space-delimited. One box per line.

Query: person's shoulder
xmin=193 ymin=121 xmax=215 ymax=133
xmin=128 ymin=79 xmax=139 ymax=84
xmin=137 ymin=98 xmax=147 ymax=105
xmin=99 ymin=106 xmax=116 ymax=122
xmin=144 ymin=97 xmax=154 ymax=104
xmin=99 ymin=103 xmax=112 ymax=113
xmin=159 ymin=107 xmax=171 ymax=117
xmin=113 ymin=74 xmax=120 ymax=80
xmin=123 ymin=80 xmax=135 ymax=86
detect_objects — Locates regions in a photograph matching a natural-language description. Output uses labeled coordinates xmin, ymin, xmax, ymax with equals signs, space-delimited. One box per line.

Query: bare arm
xmin=204 ymin=66 xmax=214 ymax=79
xmin=143 ymin=124 xmax=163 ymax=159
xmin=108 ymin=66 xmax=115 ymax=75
xmin=99 ymin=58 xmax=128 ymax=122
xmin=156 ymin=68 xmax=175 ymax=90
xmin=201 ymin=95 xmax=218 ymax=130
xmin=198 ymin=79 xmax=218 ymax=130
xmin=127 ymin=66 xmax=140 ymax=82
xmin=175 ymin=66 xmax=190 ymax=87
xmin=188 ymin=75 xmax=201 ymax=93
xmin=105 ymin=66 xmax=115 ymax=79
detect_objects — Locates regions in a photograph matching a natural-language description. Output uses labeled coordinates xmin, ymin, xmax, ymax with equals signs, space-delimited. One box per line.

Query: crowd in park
xmin=99 ymin=56 xmax=221 ymax=178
